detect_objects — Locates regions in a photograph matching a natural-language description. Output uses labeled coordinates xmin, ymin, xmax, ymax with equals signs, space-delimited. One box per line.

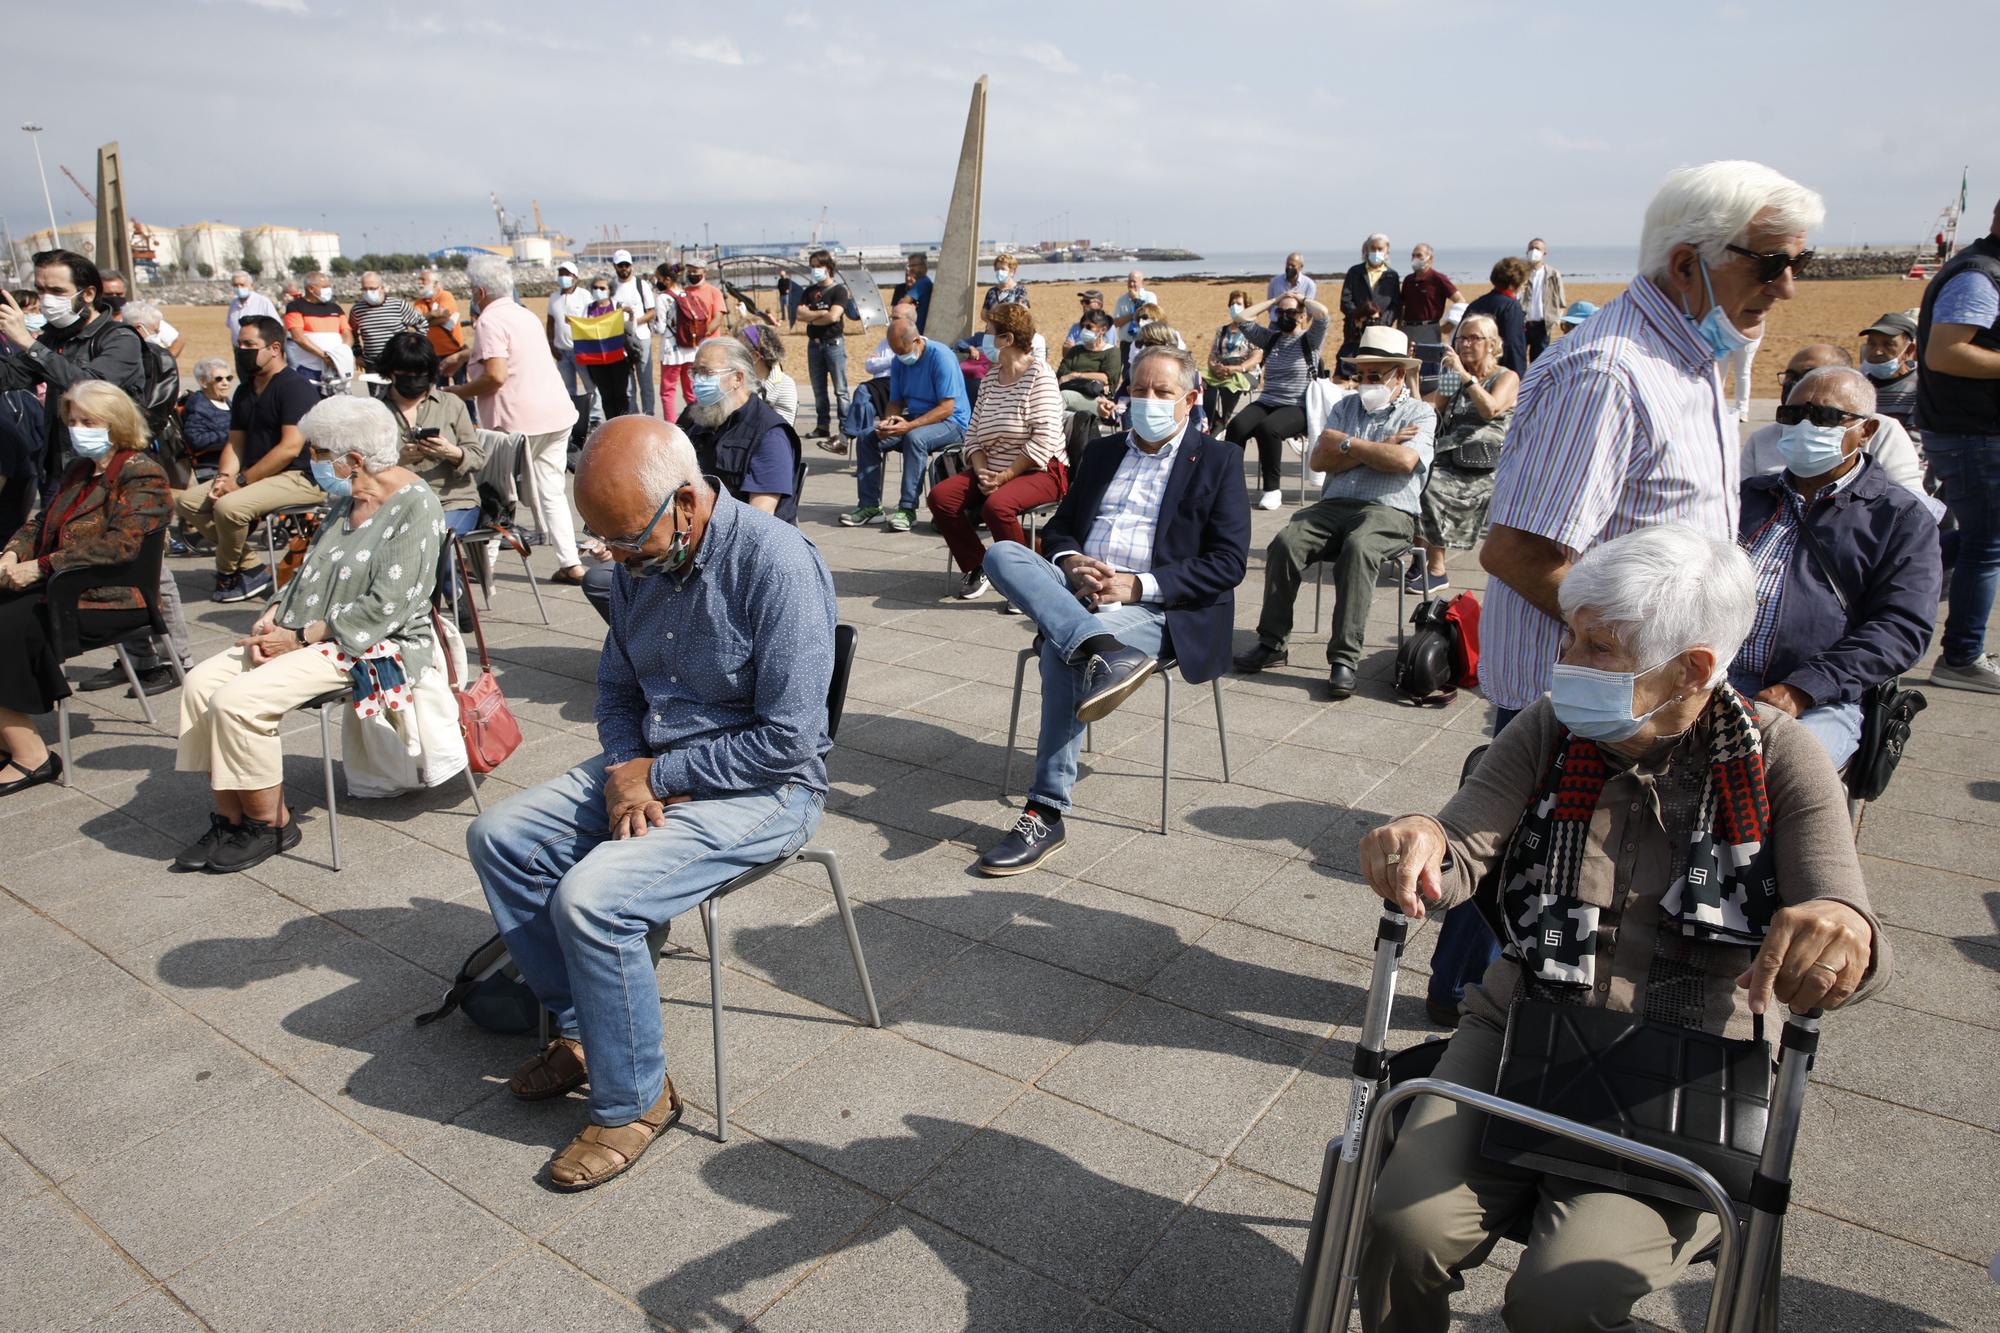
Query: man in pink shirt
xmin=446 ymin=255 xmax=586 ymax=583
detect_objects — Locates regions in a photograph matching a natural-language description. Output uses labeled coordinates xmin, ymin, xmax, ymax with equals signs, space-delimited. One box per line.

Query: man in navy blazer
xmin=975 ymin=344 xmax=1251 ymax=874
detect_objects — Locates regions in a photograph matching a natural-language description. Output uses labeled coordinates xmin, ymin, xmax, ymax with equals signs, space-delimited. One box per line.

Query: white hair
xmin=1637 ymin=160 xmax=1826 ymax=281
xmin=1131 ymin=343 xmax=1199 ymax=395
xmin=694 ymin=334 xmax=758 ymax=383
xmin=359 ymin=270 xmax=382 ymax=284
xmin=194 ymin=356 xmax=230 ymax=385
xmin=465 ymin=254 xmax=514 ymax=300
xmin=581 ymin=421 xmax=706 ymax=510
xmin=1790 ymin=365 xmax=1876 ymax=415
xmin=122 ymin=300 xmax=163 ymax=329
xmin=231 ymin=270 xmax=253 ymax=285
xmin=1558 ymin=525 xmax=1756 ymax=687
xmin=1362 ymin=232 xmax=1391 ymax=257
xmin=300 ymin=396 xmax=403 ymax=473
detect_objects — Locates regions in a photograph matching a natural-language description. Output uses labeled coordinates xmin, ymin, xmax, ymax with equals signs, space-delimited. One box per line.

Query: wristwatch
xmin=1338 ymin=436 xmax=1352 ymax=454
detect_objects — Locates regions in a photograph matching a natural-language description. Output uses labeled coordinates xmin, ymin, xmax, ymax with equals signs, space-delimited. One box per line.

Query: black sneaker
xmin=174 ymin=814 xmax=239 ymax=872
xmin=957 ymin=570 xmax=991 ymax=600
xmin=205 ymin=815 xmax=303 ymax=874
xmin=1074 ymin=645 xmax=1160 ymax=723
xmin=77 ymin=665 xmax=135 ymax=692
xmin=975 ymin=810 xmax=1066 ymax=877
xmin=1232 ymin=643 xmax=1289 ymax=673
xmin=125 ymin=665 xmax=178 ymax=698
xmin=210 ymin=572 xmax=246 ymax=603
xmin=237 ymin=565 xmax=275 ymax=601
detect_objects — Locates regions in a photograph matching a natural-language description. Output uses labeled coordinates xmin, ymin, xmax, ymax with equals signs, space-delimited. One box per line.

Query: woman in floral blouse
xmin=175 ymin=396 xmax=447 ymax=875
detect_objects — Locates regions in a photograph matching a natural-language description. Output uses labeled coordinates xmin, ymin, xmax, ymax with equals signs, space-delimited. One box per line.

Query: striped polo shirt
xmin=349 ymin=295 xmax=425 ymax=364
xmin=1482 ymin=274 xmax=1737 ymax=711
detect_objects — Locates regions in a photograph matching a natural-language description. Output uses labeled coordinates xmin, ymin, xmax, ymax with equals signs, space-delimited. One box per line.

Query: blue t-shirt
xmin=740 ymin=425 xmax=797 ymax=497
xmin=1935 ymin=269 xmax=2000 ymax=329
xmin=888 ymin=338 xmax=970 ymax=428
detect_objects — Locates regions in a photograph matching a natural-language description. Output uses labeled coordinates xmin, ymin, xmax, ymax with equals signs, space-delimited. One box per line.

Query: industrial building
xmin=9 ymin=220 xmax=342 ymax=280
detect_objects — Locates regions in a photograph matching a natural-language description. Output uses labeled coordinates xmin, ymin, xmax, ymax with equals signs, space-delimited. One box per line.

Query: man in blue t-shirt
xmin=839 ymin=311 xmax=968 ymax=532
xmin=891 ymin=255 xmax=934 ymax=334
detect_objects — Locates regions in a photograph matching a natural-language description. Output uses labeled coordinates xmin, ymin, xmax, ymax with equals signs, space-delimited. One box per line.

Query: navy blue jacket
xmin=1041 ymin=426 xmax=1250 ymax=684
xmin=1736 ymin=454 xmax=1940 ymax=707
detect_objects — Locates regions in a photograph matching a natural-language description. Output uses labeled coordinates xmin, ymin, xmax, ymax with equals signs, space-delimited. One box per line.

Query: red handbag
xmin=435 ymin=536 xmax=522 ymax=773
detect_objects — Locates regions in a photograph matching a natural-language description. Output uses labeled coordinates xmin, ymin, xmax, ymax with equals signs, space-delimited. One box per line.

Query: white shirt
xmin=225 ymin=290 xmax=278 ymax=340
xmin=653 ymin=288 xmax=696 ymax=365
xmin=547 ymin=287 xmax=584 ymax=350
xmin=147 ymin=317 xmax=180 ymax=348
xmin=1526 ymin=265 xmax=1548 ymax=319
xmin=1072 ymin=421 xmax=1188 ymax=603
xmin=612 ymin=276 xmax=652 ymax=343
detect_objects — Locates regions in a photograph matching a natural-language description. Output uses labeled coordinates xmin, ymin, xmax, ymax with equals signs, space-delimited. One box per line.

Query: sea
xmin=1007 ymin=245 xmax=1641 ymax=286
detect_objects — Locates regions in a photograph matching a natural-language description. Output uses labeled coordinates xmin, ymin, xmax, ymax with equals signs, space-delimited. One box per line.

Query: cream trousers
xmin=176 ymin=644 xmax=350 ymax=790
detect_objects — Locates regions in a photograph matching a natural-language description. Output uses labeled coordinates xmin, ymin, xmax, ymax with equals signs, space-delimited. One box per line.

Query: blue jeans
xmin=442 ymin=505 xmax=481 ymax=600
xmin=1426 ymin=705 xmax=1519 ymax=1007
xmin=467 ymin=756 xmax=823 ymax=1122
xmin=807 ymin=337 xmax=850 ymax=434
xmin=856 ymin=420 xmax=966 ymax=511
xmin=1795 ymin=700 xmax=1864 ymax=769
xmin=1924 ymin=433 xmax=2000 ymax=664
xmin=984 ymin=541 xmax=1166 ymax=813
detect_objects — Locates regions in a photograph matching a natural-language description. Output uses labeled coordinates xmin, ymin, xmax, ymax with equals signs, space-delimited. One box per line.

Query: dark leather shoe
xmin=77 ymin=665 xmax=132 ymax=692
xmin=0 ymin=752 xmax=61 ymax=797
xmin=975 ymin=810 xmax=1066 ymax=877
xmin=174 ymin=813 xmax=238 ymax=872
xmin=1426 ymin=998 xmax=1463 ymax=1029
xmin=1232 ymin=642 xmax=1288 ymax=674
xmin=1326 ymin=664 xmax=1358 ymax=701
xmin=1074 ymin=645 xmax=1159 ymax=723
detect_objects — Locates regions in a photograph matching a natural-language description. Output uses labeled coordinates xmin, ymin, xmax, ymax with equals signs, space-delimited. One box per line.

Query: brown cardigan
xmin=2 ymin=450 xmax=171 ymax=611
xmin=1423 ymin=696 xmax=1892 ymax=1041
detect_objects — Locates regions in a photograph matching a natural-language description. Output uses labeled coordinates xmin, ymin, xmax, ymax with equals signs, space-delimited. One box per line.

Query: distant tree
xmin=239 ymin=252 xmax=264 ymax=278
xmin=288 ymin=255 xmax=316 ymax=276
xmin=195 ymin=261 xmax=214 ymax=278
xmin=443 ymin=253 xmax=468 ymax=271
xmin=329 ymin=256 xmax=356 ymax=277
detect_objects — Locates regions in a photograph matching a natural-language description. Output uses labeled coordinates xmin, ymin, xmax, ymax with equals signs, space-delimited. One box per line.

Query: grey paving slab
xmin=0 ymin=957 xmax=179 ymax=1098
xmin=61 ymin=1078 xmax=384 ymax=1276
xmin=3 ymin=810 xmax=188 ymax=912
xmin=1172 ymin=789 xmax=1349 ymax=858
xmin=989 ymin=879 xmax=1216 ymax=990
xmin=330 ymin=889 xmax=500 ymax=982
xmin=808 ymin=838 xmax=1053 ymax=944
xmin=887 ymin=942 xmax=1130 ymax=1082
xmin=546 ymin=1132 xmax=883 ymax=1333
xmin=903 ymin=1090 xmax=1215 ymax=1299
xmin=1039 ymin=995 xmax=1308 ymax=1156
xmin=0 ymin=904 xmax=103 ymax=1004
xmin=755 ymin=1207 xmax=1109 ymax=1333
xmin=85 ymin=1287 xmax=207 ymax=1331
xmin=42 ymin=862 xmax=281 ymax=965
xmin=1855 ymin=853 xmax=2000 ymax=948
xmin=731 ymin=898 xmax=974 ymax=1018
xmin=658 ymin=972 xmax=866 ymax=1118
xmin=1230 ymin=741 xmax=1401 ymax=810
xmin=411 ymin=1249 xmax=654 ymax=1332
xmin=1874 ymin=925 xmax=2000 ymax=1030
xmin=1108 ymin=1166 xmax=1314 ymax=1333
xmin=1143 ymin=919 xmax=1362 ymax=1048
xmin=734 ymin=1027 xmax=1020 ymax=1196
xmin=1856 ymin=802 xmax=2000 ymax=879
xmin=288 ymin=1005 xmax=537 ymax=1150
xmin=1229 ymin=1047 xmax=1349 ymax=1194
xmin=0 ymin=1136 xmax=43 ymax=1208
xmin=0 ymin=1188 xmax=151 ymax=1331
xmin=837 ymin=763 xmax=1009 ymax=844
xmin=171 ymin=1155 xmax=523 ymax=1332
xmin=1228 ymin=858 xmax=1421 ymax=965
xmin=1810 ymin=998 xmax=2000 ymax=1131
xmin=1071 ymin=816 xmax=1291 ymax=917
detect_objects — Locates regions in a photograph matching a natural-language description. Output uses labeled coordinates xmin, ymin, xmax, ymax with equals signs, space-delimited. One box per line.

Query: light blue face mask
xmin=69 ymin=425 xmax=113 ymax=460
xmin=978 ymin=334 xmax=997 ymax=359
xmin=1549 ymin=655 xmax=1680 ymax=743
xmin=1861 ymin=356 xmax=1904 ymax=381
xmin=310 ymin=458 xmax=353 ymax=499
xmin=1776 ymin=419 xmax=1850 ymax=476
xmin=690 ymin=372 xmax=725 ymax=405
xmin=1128 ymin=396 xmax=1181 ymax=443
xmin=897 ymin=344 xmax=924 ymax=365
xmin=1687 ymin=258 xmax=1755 ymax=361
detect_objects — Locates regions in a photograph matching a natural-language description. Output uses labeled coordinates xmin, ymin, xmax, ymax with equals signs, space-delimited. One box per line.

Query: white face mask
xmin=1367 ymin=249 xmax=1387 ymax=266
xmin=592 ymin=289 xmax=610 ymax=302
xmin=315 ymin=286 xmax=333 ymax=302
xmin=810 ymin=267 xmax=829 ymax=284
xmin=361 ymin=289 xmax=384 ymax=306
xmin=1358 ymin=383 xmax=1396 ymax=413
xmin=39 ymin=293 xmax=80 ymax=328
xmin=1528 ymin=248 xmax=1545 ymax=264
xmin=233 ymin=285 xmax=253 ymax=300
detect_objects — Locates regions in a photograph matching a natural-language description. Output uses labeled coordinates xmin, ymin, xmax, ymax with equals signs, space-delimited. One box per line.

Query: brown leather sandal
xmin=544 ymin=1079 xmax=684 ymax=1192
xmin=508 ymin=1037 xmax=588 ymax=1101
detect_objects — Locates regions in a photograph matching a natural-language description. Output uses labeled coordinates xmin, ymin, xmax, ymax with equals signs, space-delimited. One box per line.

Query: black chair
xmin=46 ymin=528 xmax=188 ymax=787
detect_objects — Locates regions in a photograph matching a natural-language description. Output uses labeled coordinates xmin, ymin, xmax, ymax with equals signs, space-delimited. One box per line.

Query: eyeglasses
xmin=1724 ymin=244 xmax=1816 ymax=284
xmin=1775 ymin=403 xmax=1864 ymax=429
xmin=584 ymin=485 xmax=684 ymax=554
xmin=1355 ymin=370 xmax=1396 ymax=384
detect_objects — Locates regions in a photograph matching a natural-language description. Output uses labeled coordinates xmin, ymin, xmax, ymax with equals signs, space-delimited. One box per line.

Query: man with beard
xmin=681 ymin=336 xmax=801 ymax=521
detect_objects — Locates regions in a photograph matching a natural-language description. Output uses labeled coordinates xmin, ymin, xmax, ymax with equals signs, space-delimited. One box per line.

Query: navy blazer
xmin=1041 ymin=426 xmax=1250 ymax=683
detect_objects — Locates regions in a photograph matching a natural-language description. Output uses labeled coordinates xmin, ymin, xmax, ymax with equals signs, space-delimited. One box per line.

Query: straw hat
xmin=1347 ymin=326 xmax=1421 ymax=371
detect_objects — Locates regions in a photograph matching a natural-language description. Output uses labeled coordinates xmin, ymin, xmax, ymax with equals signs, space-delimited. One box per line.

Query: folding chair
xmin=260 ymin=501 xmax=327 ymax=571
xmin=47 ymin=528 xmax=189 ymax=787
xmin=1304 ymin=541 xmax=1414 ymax=641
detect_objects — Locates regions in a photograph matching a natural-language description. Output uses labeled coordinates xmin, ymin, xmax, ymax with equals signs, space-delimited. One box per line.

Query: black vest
xmin=684 ymin=394 xmax=804 ymax=525
xmin=1915 ymin=234 xmax=2000 ymax=436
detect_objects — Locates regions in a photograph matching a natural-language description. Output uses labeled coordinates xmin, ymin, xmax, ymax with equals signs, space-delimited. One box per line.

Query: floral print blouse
xmin=273 ymin=481 xmax=448 ymax=679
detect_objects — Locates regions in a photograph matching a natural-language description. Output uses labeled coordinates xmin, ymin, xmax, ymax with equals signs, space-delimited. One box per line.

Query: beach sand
xmin=158 ymin=273 xmax=1926 ymax=411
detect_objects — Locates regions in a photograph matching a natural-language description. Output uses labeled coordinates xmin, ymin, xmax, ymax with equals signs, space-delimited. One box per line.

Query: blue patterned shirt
xmin=1072 ymin=423 xmax=1187 ymax=605
xmin=597 ymin=488 xmax=837 ymax=798
xmin=1319 ymin=389 xmax=1437 ymax=514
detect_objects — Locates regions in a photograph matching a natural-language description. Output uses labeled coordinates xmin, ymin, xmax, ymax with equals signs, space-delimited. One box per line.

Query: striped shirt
xmin=1243 ymin=315 xmax=1328 ymax=407
xmin=349 ymin=296 xmax=425 ymax=364
xmin=1077 ymin=423 xmax=1186 ymax=603
xmin=762 ymin=367 xmax=799 ymax=427
xmin=966 ymin=356 xmax=1063 ymax=471
xmin=1482 ymin=274 xmax=1737 ymax=710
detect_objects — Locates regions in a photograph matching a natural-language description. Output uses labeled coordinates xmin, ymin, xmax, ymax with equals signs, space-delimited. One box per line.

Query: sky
xmin=5 ymin=0 xmax=1996 ymax=259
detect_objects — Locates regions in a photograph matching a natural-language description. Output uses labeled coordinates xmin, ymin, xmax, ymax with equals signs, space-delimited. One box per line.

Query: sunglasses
xmin=1724 ymin=243 xmax=1816 ymax=283
xmin=1774 ymin=403 xmax=1864 ymax=429
xmin=1355 ymin=370 xmax=1396 ymax=384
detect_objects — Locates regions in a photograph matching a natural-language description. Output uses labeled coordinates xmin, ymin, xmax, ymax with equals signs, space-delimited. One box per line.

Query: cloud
xmin=670 ymin=35 xmax=746 ymax=66
xmin=1015 ymin=41 xmax=1078 ymax=75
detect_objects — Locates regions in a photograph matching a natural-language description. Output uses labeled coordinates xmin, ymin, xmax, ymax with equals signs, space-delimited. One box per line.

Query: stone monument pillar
xmin=95 ymin=143 xmax=133 ymax=280
xmin=930 ymin=76 xmax=987 ymax=348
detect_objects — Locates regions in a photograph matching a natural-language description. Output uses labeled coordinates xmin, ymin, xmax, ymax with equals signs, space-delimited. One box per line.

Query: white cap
xmin=611 ymin=248 xmax=633 ymax=265
xmin=556 ymin=260 xmax=579 ymax=276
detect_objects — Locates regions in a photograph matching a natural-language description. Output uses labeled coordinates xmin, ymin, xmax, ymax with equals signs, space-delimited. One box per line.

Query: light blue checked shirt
xmin=1319 ymin=389 xmax=1437 ymax=514
xmin=1731 ymin=465 xmax=1862 ymax=687
xmin=1075 ymin=423 xmax=1187 ymax=604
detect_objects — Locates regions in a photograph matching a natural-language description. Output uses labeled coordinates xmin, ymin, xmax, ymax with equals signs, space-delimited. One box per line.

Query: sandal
xmin=544 ymin=1079 xmax=683 ymax=1192
xmin=508 ymin=1036 xmax=588 ymax=1101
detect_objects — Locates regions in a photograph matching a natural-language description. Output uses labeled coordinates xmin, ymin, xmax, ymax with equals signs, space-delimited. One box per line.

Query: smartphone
xmin=415 ymin=427 xmax=443 ymax=440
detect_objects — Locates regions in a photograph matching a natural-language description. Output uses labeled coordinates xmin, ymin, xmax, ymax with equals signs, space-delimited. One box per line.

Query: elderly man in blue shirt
xmin=1233 ymin=327 xmax=1438 ymax=700
xmin=467 ymin=417 xmax=835 ymax=1192
xmin=840 ymin=310 xmax=969 ymax=533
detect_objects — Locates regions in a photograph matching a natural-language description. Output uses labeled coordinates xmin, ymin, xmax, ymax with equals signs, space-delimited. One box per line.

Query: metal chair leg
xmin=1083 ymin=722 xmax=1093 ymax=754
xmin=802 ymin=848 xmax=881 ymax=1027
xmin=56 ymin=698 xmax=73 ymax=787
xmin=515 ymin=541 xmax=551 ymax=626
xmin=319 ymin=702 xmax=342 ymax=872
xmin=1159 ymin=671 xmax=1173 ymax=835
xmin=1212 ymin=679 xmax=1233 ymax=783
xmin=1313 ymin=560 xmax=1325 ymax=635
xmin=701 ymin=898 xmax=727 ymax=1141
xmin=462 ymin=765 xmax=483 ymax=813
xmin=162 ymin=639 xmax=188 ymax=687
xmin=113 ymin=644 xmax=154 ymax=726
xmin=1003 ymin=646 xmax=1029 ymax=795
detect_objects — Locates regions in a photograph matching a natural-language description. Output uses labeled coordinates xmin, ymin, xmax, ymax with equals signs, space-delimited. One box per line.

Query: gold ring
xmin=1383 ymin=851 xmax=1402 ymax=865
xmin=1810 ymin=962 xmax=1839 ymax=975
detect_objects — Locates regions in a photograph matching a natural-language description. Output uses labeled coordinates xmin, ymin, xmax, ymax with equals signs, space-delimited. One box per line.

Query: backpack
xmin=137 ymin=338 xmax=181 ymax=422
xmin=673 ymin=288 xmax=707 ymax=349
xmin=1394 ymin=598 xmax=1460 ymax=706
xmin=413 ymin=933 xmax=543 ymax=1033
xmin=1442 ymin=591 xmax=1482 ymax=689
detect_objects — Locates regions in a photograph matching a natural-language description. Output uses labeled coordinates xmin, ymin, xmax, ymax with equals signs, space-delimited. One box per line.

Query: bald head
xmin=887 ymin=315 xmax=920 ymax=354
xmin=1786 ymin=343 xmax=1852 ymax=376
xmin=575 ymin=418 xmax=706 ymax=542
xmin=1790 ymin=365 xmax=1876 ymax=416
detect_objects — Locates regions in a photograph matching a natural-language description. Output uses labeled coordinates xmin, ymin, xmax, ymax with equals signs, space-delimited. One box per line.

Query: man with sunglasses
xmin=1731 ymin=365 xmax=1939 ymax=766
xmin=467 ymin=416 xmax=835 ymax=1192
xmin=1741 ymin=344 xmax=1925 ymax=498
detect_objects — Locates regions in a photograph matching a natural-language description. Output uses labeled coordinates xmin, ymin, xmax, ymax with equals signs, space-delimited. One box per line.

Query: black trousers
xmin=586 ymin=361 xmax=632 ymax=420
xmin=1526 ymin=319 xmax=1551 ymax=361
xmin=1226 ymin=401 xmax=1308 ymax=492
xmin=0 ymin=589 xmax=150 ymax=714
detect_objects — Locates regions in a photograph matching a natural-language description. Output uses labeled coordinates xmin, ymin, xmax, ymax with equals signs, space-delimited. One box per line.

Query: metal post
xmin=1725 ymin=1008 xmax=1821 ymax=1333
xmin=1211 ymin=680 xmax=1232 ymax=783
xmin=22 ymin=125 xmax=58 ymax=242
xmin=1159 ymin=670 xmax=1173 ymax=835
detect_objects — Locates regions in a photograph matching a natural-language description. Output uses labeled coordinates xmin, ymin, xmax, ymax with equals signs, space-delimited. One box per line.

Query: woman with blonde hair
xmin=1410 ymin=312 xmax=1519 ymax=595
xmin=0 ymin=381 xmax=173 ymax=793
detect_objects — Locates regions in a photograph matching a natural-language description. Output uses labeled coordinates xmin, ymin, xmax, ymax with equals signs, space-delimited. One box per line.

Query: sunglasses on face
xmin=1775 ymin=403 xmax=1864 ymax=428
xmin=1724 ymin=243 xmax=1816 ymax=283
xmin=1355 ymin=370 xmax=1395 ymax=384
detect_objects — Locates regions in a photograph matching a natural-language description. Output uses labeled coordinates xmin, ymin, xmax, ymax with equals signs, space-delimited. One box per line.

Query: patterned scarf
xmin=313 ymin=641 xmax=411 ymax=719
xmin=1497 ymin=686 xmax=1779 ymax=987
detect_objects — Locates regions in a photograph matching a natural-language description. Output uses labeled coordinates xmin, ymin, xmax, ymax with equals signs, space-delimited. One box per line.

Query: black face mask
xmin=1276 ymin=311 xmax=1300 ymax=333
xmin=103 ymin=294 xmax=127 ymax=315
xmin=392 ymin=373 xmax=432 ymax=399
xmin=234 ymin=347 xmax=263 ymax=382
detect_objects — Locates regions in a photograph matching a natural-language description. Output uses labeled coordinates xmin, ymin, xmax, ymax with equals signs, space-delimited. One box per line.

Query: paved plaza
xmin=1 ymin=429 xmax=1995 ymax=1332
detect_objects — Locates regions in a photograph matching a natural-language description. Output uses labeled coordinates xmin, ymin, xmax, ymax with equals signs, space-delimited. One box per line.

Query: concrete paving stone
xmin=1855 ymin=854 xmax=2000 ymax=948
xmin=1039 ymin=995 xmax=1309 ymax=1156
xmin=0 ymin=788 xmax=103 ymax=873
xmin=1897 ymin=723 xmax=2000 ymax=780
xmin=0 ymin=1135 xmax=44 ymax=1208
xmin=546 ymin=1132 xmax=884 ymax=1333
xmin=1105 ymin=715 xmax=1282 ymax=788
xmin=1229 ymin=1048 xmax=1350 ymax=1194
xmin=0 ymin=1014 xmax=273 ymax=1185
xmin=659 ymin=973 xmax=866 ymax=1119
xmin=849 ymin=624 xmax=950 ymax=666
xmin=410 ymin=1249 xmax=654 ymax=1332
xmin=687 ymin=870 xmax=856 ymax=972
xmin=902 ymin=1090 xmax=1216 ymax=1299
xmin=823 ymin=745 xmax=916 ymax=811
xmin=840 ymin=662 xmax=965 ymax=712
xmin=1342 ymin=761 xmax=1468 ymax=825
xmin=171 ymin=1155 xmax=523 ymax=1332
xmin=1228 ymin=858 xmax=1422 ymax=965
xmin=63 ymin=1078 xmax=384 ymax=1277
xmin=886 ymin=942 xmax=1130 ymax=1082
xmin=0 ymin=905 xmax=103 ymax=1004
xmin=834 ymin=842 xmax=1061 ymax=944
xmin=735 ymin=1027 xmax=1020 ymax=1196
xmin=757 ymin=1206 xmax=1111 ymax=1333
xmin=84 ymin=1287 xmax=207 ymax=1331
xmin=1071 ymin=822 xmax=1290 ymax=916
xmin=925 ymin=726 xmax=1031 ymax=789
xmin=1063 ymin=759 xmax=1215 ymax=830
xmin=1173 ymin=790 xmax=1349 ymax=858
xmin=1284 ymin=708 xmax=1461 ymax=765
xmin=1856 ymin=802 xmax=2000 ymax=879
xmin=289 ymin=1004 xmax=537 ymax=1149
xmin=126 ymin=892 xmax=443 ymax=1071
xmin=1144 ymin=920 xmax=1363 ymax=1048
xmin=903 ymin=680 xmax=1040 ymax=741
xmin=238 ymin=826 xmax=470 ymax=916
xmin=330 ymin=890 xmax=500 ymax=982
xmin=732 ymin=899 xmax=974 ymax=1018
xmin=838 ymin=763 xmax=1010 ymax=844
xmin=776 ymin=804 xmax=956 ymax=869
xmin=1108 ymin=1165 xmax=1314 ymax=1333
xmin=0 ymin=958 xmax=179 ymax=1098
xmin=900 ymin=637 xmax=1048 ymax=687
xmin=1175 ymin=682 xmax=1318 ymax=742
xmin=1873 ymin=925 xmax=2000 ymax=1030
xmin=462 ymin=661 xmax=597 ymax=732
xmin=838 ymin=710 xmax=995 ymax=770
xmin=43 ymin=860 xmax=284 ymax=965
xmin=1810 ymin=999 xmax=2000 ymax=1131
xmin=5 ymin=808 xmax=182 ymax=911
xmin=464 ymin=725 xmax=600 ymax=794
xmin=1897 ymin=692 xmax=2000 ymax=745
xmin=1871 ymin=765 xmax=2000 ymax=826
xmin=0 ymin=1188 xmax=151 ymax=1331
xmin=1306 ymin=802 xmax=1412 ymax=877
xmin=989 ymin=879 xmax=1216 ymax=990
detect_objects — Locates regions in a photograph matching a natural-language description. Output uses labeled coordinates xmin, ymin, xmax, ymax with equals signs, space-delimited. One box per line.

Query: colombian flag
xmin=568 ymin=309 xmax=628 ymax=366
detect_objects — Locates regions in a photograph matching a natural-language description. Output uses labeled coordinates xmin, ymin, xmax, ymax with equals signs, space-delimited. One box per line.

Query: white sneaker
xmin=1930 ymin=654 xmax=2000 ymax=694
xmin=1256 ymin=490 xmax=1284 ymax=511
xmin=957 ymin=570 xmax=991 ymax=601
